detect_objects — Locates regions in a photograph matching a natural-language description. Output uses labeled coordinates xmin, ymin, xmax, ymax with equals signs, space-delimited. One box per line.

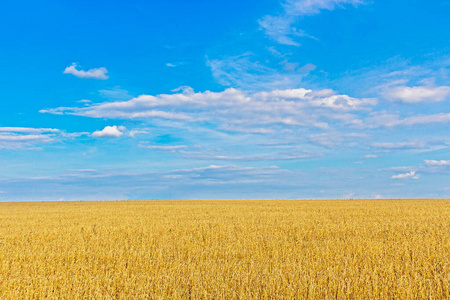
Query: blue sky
xmin=1 ymin=0 xmax=449 ymax=201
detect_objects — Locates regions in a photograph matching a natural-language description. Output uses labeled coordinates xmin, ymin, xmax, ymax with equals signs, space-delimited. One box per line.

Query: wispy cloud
xmin=139 ymin=144 xmax=188 ymax=152
xmin=0 ymin=127 xmax=59 ymax=134
xmin=363 ymin=111 xmax=450 ymax=128
xmin=308 ymin=132 xmax=368 ymax=148
xmin=0 ymin=133 xmax=53 ymax=150
xmin=385 ymin=85 xmax=450 ymax=103
xmin=425 ymin=160 xmax=450 ymax=166
xmin=139 ymin=142 xmax=322 ymax=161
xmin=0 ymin=127 xmax=62 ymax=150
xmin=165 ymin=62 xmax=187 ymax=68
xmin=283 ymin=0 xmax=364 ymax=15
xmin=180 ymin=149 xmax=321 ymax=161
xmin=207 ymin=53 xmax=312 ymax=90
xmin=259 ymin=16 xmax=314 ymax=46
xmin=63 ymin=63 xmax=109 ymax=80
xmin=259 ymin=0 xmax=364 ymax=45
xmin=372 ymin=141 xmax=425 ymax=150
xmin=128 ymin=130 xmax=148 ymax=138
xmin=330 ymin=54 xmax=450 ymax=102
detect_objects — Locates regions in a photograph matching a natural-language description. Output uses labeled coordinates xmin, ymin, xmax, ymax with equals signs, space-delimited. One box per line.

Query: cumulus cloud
xmin=386 ymin=85 xmax=450 ymax=103
xmin=92 ymin=126 xmax=126 ymax=138
xmin=425 ymin=160 xmax=450 ymax=166
xmin=63 ymin=63 xmax=109 ymax=80
xmin=391 ymin=170 xmax=419 ymax=179
xmin=41 ymin=87 xmax=375 ymax=134
xmin=259 ymin=0 xmax=364 ymax=45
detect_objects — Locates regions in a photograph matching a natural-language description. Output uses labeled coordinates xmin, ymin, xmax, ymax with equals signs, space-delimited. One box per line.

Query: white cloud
xmin=372 ymin=141 xmax=425 ymax=150
xmin=180 ymin=150 xmax=321 ymax=161
xmin=207 ymin=53 xmax=311 ymax=90
xmin=386 ymin=85 xmax=450 ymax=103
xmin=61 ymin=132 xmax=90 ymax=138
xmin=0 ymin=127 xmax=59 ymax=133
xmin=63 ymin=63 xmax=109 ymax=80
xmin=0 ymin=134 xmax=52 ymax=142
xmin=363 ymin=154 xmax=377 ymax=159
xmin=391 ymin=170 xmax=419 ymax=179
xmin=128 ymin=130 xmax=148 ymax=138
xmin=401 ymin=113 xmax=450 ymax=126
xmin=259 ymin=0 xmax=364 ymax=45
xmin=218 ymin=126 xmax=275 ymax=134
xmin=331 ymin=55 xmax=450 ymax=106
xmin=139 ymin=143 xmax=322 ymax=161
xmin=207 ymin=52 xmax=316 ymax=91
xmin=0 ymin=133 xmax=53 ymax=150
xmin=425 ymin=160 xmax=450 ymax=166
xmin=41 ymin=87 xmax=375 ymax=135
xmin=308 ymin=132 xmax=368 ymax=148
xmin=283 ymin=0 xmax=363 ymax=15
xmin=166 ymin=62 xmax=187 ymax=68
xmin=139 ymin=144 xmax=187 ymax=152
xmin=165 ymin=62 xmax=178 ymax=68
xmin=259 ymin=16 xmax=313 ymax=46
xmin=92 ymin=126 xmax=125 ymax=138
xmin=363 ymin=111 xmax=450 ymax=128
xmin=0 ymin=127 xmax=92 ymax=150
xmin=0 ymin=127 xmax=60 ymax=150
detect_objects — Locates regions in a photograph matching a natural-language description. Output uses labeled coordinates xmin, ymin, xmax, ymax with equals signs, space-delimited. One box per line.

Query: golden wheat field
xmin=1 ymin=199 xmax=449 ymax=299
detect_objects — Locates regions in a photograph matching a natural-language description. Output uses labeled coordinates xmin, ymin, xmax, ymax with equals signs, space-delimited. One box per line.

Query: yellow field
xmin=1 ymin=199 xmax=449 ymax=299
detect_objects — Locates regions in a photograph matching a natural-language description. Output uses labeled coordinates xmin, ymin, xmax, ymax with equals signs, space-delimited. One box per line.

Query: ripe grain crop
xmin=1 ymin=199 xmax=449 ymax=299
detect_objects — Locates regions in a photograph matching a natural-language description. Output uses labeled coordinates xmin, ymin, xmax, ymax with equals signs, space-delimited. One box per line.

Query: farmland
xmin=1 ymin=199 xmax=449 ymax=299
